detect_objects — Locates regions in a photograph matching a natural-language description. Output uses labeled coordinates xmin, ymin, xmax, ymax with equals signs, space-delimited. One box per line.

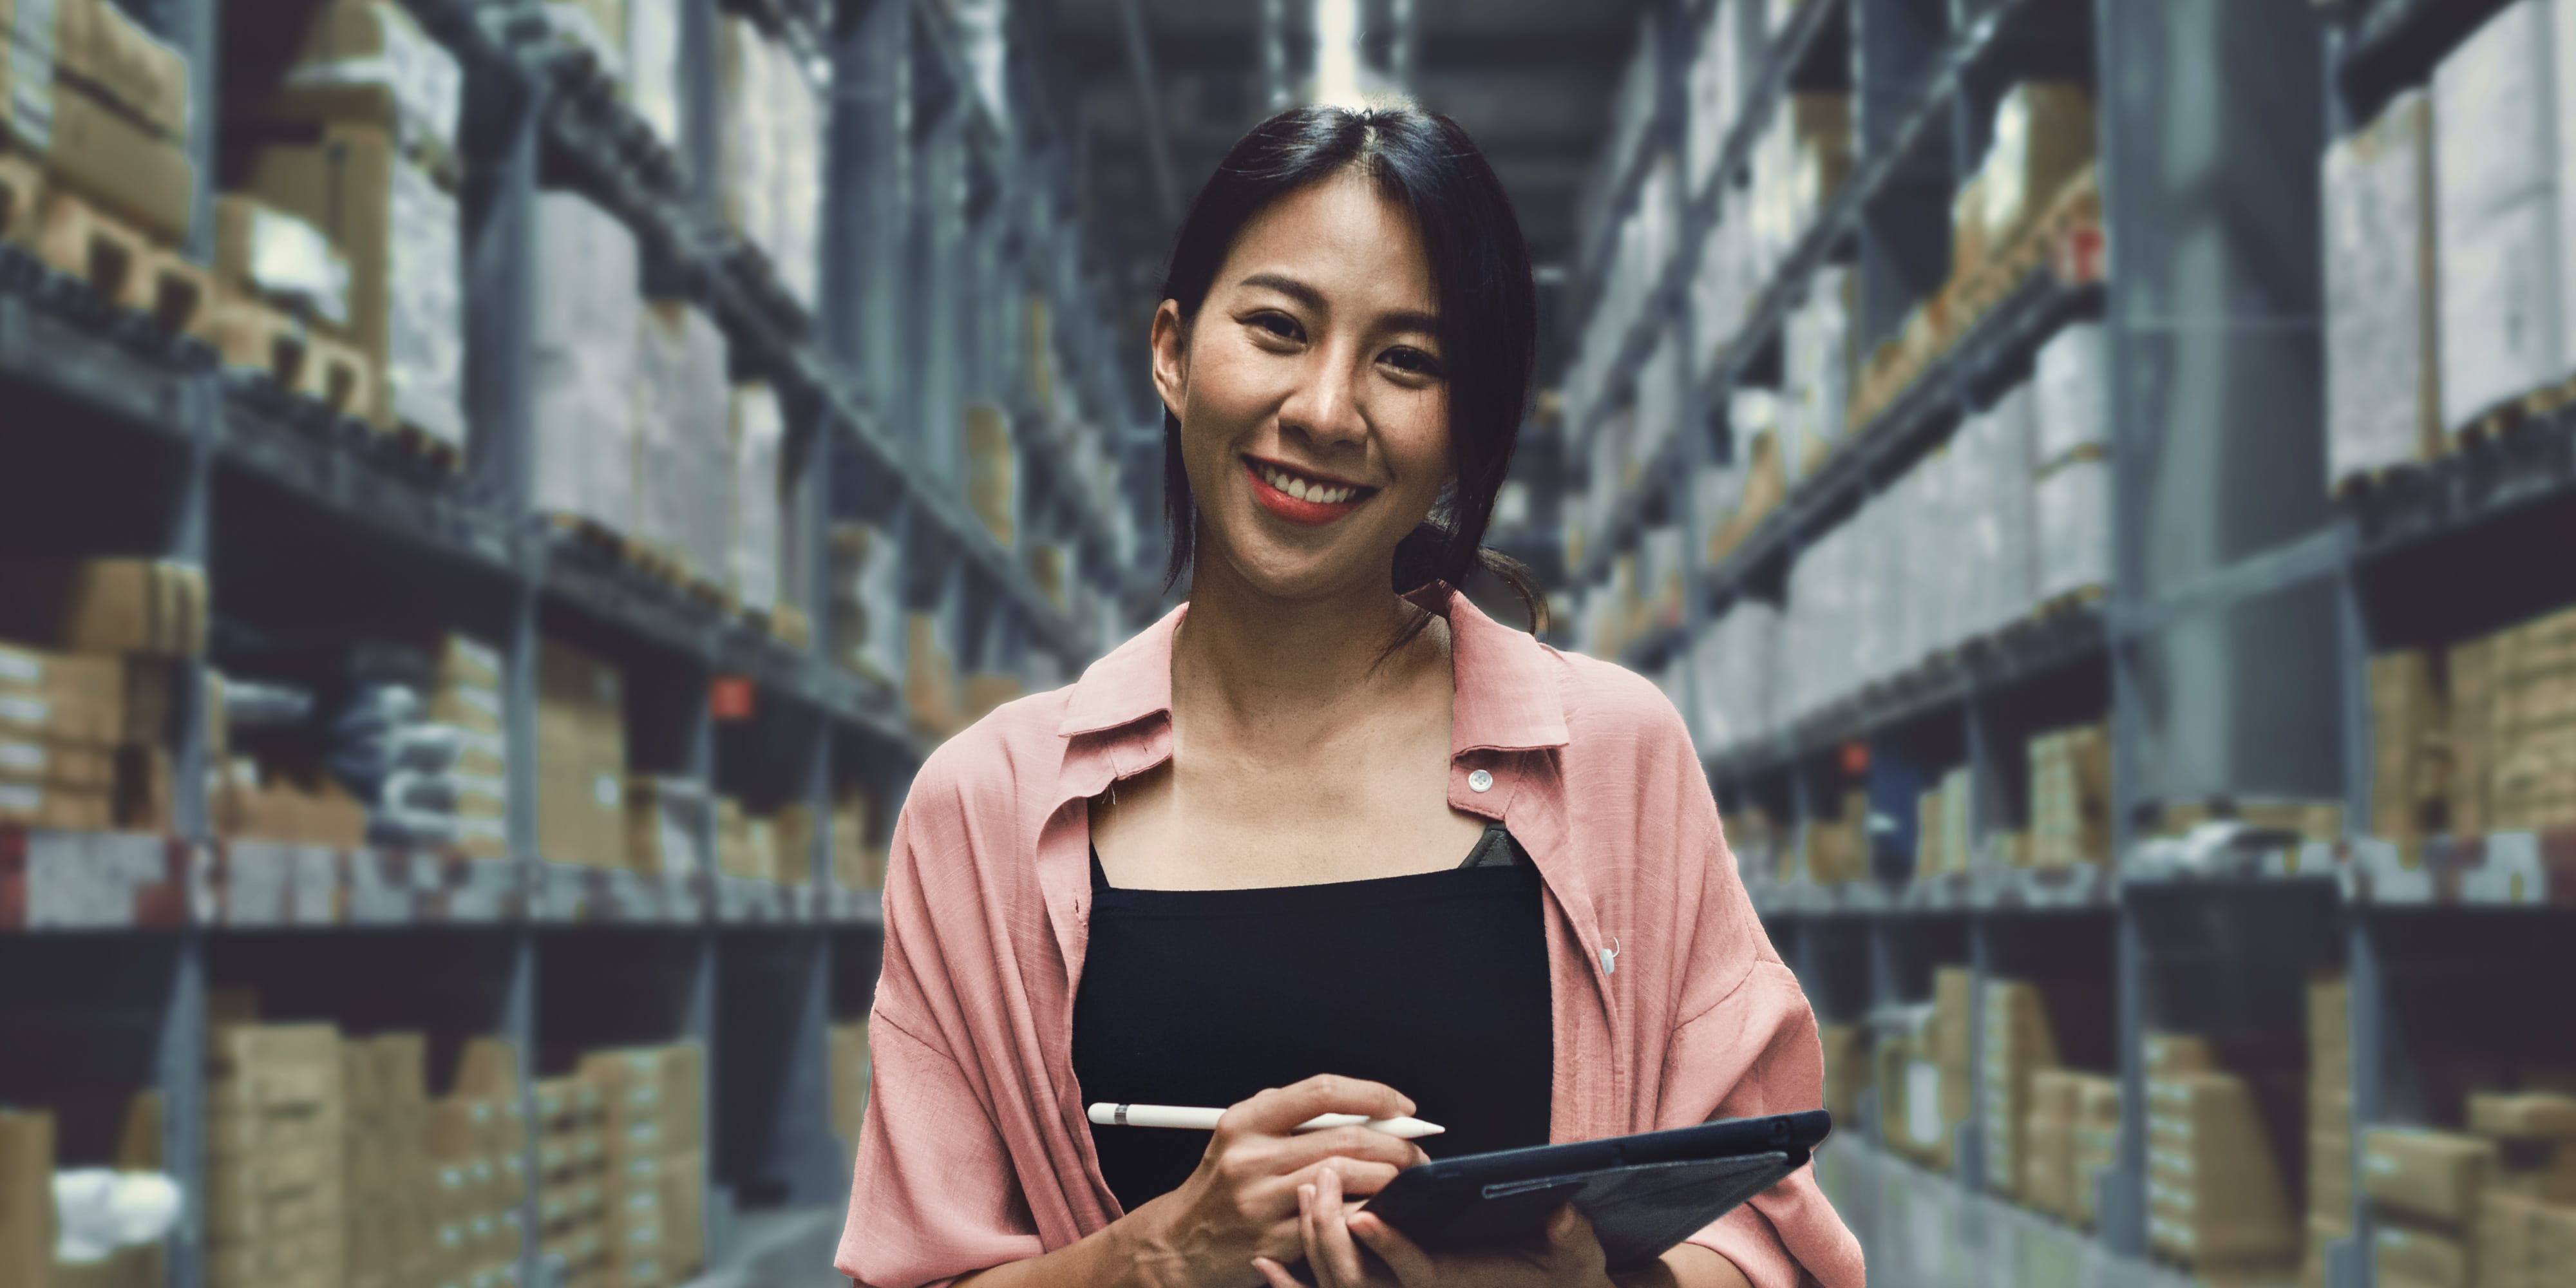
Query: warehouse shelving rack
xmin=1538 ymin=2 xmax=2576 ymax=1286
xmin=0 ymin=0 xmax=1152 ymax=1285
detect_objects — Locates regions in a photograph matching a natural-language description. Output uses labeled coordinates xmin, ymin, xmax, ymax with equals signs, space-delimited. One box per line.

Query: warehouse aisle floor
xmin=1815 ymin=1143 xmax=2205 ymax=1288
xmin=688 ymin=1209 xmax=848 ymax=1287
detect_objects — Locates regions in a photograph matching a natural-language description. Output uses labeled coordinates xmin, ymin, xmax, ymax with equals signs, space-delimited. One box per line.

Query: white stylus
xmin=1087 ymin=1103 xmax=1446 ymax=1139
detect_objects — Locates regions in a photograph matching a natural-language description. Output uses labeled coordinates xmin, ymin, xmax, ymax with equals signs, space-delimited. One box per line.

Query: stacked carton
xmin=1913 ymin=769 xmax=1973 ymax=880
xmin=0 ymin=1108 xmax=53 ymax=1287
xmin=964 ymin=404 xmax=1018 ymax=549
xmin=1956 ymin=82 xmax=2094 ymax=279
xmin=2322 ymin=90 xmax=2443 ymax=487
xmin=1686 ymin=601 xmax=1778 ymax=755
xmin=0 ymin=558 xmax=212 ymax=835
xmin=3 ymin=0 xmax=196 ymax=247
xmin=536 ymin=1075 xmax=609 ymax=1288
xmin=207 ymin=1024 xmax=345 ymax=1288
xmin=2028 ymin=722 xmax=2112 ymax=867
xmin=1873 ymin=998 xmax=1960 ymax=1171
xmin=581 ymin=1045 xmax=706 ymax=1288
xmin=2023 ymin=1070 xmax=2119 ymax=1226
xmin=536 ymin=639 xmax=627 ymax=869
xmin=342 ymin=1035 xmax=430 ymax=1288
xmin=2468 ymin=1090 xmax=2576 ymax=1288
xmin=2070 ymin=1074 xmax=2121 ymax=1229
xmin=2308 ymin=978 xmax=2355 ymax=1287
xmin=626 ymin=776 xmax=712 ymax=882
xmin=1982 ymin=978 xmax=2063 ymax=1202
xmin=229 ymin=0 xmax=466 ymax=447
xmin=2145 ymin=1033 xmax=2300 ymax=1278
xmin=1819 ymin=1024 xmax=1870 ymax=1133
xmin=904 ymin=612 xmax=967 ymax=742
xmin=1781 ymin=267 xmax=1857 ymax=477
xmin=426 ymin=1050 xmax=527 ymax=1288
xmin=714 ymin=797 xmax=780 ymax=883
xmin=2430 ymin=1 xmax=2576 ymax=433
xmin=2371 ymin=652 xmax=2452 ymax=862
xmin=2366 ymin=1128 xmax=2496 ymax=1288
xmin=2486 ymin=605 xmax=2576 ymax=833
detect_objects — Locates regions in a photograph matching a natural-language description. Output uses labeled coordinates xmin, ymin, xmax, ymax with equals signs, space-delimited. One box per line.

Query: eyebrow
xmin=1237 ymin=272 xmax=1441 ymax=337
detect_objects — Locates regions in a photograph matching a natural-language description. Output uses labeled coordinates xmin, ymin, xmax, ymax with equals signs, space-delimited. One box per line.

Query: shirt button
xmin=1467 ymin=769 xmax=1493 ymax=793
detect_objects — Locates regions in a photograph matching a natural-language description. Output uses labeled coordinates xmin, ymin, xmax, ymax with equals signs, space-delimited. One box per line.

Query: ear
xmin=1149 ymin=299 xmax=1189 ymax=424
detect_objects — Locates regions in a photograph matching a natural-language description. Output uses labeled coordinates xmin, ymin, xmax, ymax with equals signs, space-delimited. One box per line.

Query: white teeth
xmin=1259 ymin=463 xmax=1358 ymax=506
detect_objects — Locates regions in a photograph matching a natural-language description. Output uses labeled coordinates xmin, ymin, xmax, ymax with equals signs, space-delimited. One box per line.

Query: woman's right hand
xmin=1124 ymin=1075 xmax=1430 ymax=1287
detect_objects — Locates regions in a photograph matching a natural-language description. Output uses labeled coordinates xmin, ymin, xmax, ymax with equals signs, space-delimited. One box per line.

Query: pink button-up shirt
xmin=836 ymin=592 xmax=1864 ymax=1288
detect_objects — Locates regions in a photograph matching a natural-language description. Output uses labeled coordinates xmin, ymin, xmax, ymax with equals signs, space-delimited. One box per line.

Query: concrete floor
xmin=684 ymin=1208 xmax=848 ymax=1288
xmin=1815 ymin=1143 xmax=2211 ymax=1288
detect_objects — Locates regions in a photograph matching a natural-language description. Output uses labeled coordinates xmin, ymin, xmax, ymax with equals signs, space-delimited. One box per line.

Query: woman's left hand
xmin=1249 ymin=1166 xmax=1613 ymax=1288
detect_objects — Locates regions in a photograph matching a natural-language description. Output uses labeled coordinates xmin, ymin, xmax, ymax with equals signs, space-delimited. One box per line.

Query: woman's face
xmin=1152 ymin=170 xmax=1452 ymax=601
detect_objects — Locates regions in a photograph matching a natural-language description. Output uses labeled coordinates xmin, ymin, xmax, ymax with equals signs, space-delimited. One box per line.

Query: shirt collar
xmin=1054 ymin=591 xmax=1569 ymax=754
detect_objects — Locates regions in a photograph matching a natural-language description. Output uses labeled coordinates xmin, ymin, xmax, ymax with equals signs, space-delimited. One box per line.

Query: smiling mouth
xmin=1244 ymin=456 xmax=1376 ymax=526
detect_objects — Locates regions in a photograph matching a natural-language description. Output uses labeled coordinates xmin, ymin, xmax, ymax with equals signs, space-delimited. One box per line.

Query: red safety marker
xmin=1839 ymin=741 xmax=1870 ymax=777
xmin=710 ymin=676 xmax=755 ymax=721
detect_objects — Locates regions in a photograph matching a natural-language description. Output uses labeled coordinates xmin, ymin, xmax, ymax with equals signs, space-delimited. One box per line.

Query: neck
xmin=1172 ymin=544 xmax=1446 ymax=743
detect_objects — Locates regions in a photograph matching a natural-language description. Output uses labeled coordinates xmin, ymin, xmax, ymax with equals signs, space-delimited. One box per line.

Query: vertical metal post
xmin=2105 ymin=905 xmax=2148 ymax=1255
xmin=1958 ymin=918 xmax=1989 ymax=1194
xmin=502 ymin=929 xmax=541 ymax=1288
xmin=2342 ymin=914 xmax=2383 ymax=1288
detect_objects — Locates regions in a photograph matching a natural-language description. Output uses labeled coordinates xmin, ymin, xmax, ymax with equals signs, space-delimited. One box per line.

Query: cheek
xmin=1378 ymin=387 xmax=1454 ymax=491
xmin=1179 ymin=336 xmax=1282 ymax=434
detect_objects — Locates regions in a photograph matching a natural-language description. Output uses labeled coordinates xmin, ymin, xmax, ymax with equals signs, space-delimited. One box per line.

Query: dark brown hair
xmin=1157 ymin=101 xmax=1546 ymax=636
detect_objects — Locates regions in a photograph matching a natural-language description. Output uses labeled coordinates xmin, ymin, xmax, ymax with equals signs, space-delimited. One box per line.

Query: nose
xmin=1276 ymin=343 xmax=1369 ymax=451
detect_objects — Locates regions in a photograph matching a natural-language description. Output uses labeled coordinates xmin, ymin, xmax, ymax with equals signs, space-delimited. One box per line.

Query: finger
xmin=1548 ymin=1204 xmax=1603 ymax=1253
xmin=1252 ymin=1257 xmax=1302 ymax=1288
xmin=1300 ymin=1184 xmax=1336 ymax=1288
xmin=1231 ymin=1075 xmax=1417 ymax=1137
xmin=1315 ymin=1155 xmax=1403 ymax=1197
xmin=1256 ymin=1124 xmax=1425 ymax=1175
xmin=1349 ymin=1212 xmax=1437 ymax=1283
xmin=1314 ymin=1165 xmax=1372 ymax=1287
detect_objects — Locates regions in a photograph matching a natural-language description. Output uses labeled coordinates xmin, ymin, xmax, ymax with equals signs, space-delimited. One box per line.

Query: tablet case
xmin=1354 ymin=1112 xmax=1828 ymax=1272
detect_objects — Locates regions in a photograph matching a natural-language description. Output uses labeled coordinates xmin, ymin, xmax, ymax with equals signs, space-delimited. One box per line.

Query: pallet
xmin=1948 ymin=164 xmax=2105 ymax=330
xmin=752 ymin=602 xmax=812 ymax=650
xmin=2329 ymin=460 xmax=2431 ymax=502
xmin=384 ymin=421 xmax=464 ymax=474
xmin=204 ymin=291 xmax=375 ymax=418
xmin=31 ymin=191 xmax=209 ymax=334
xmin=2032 ymin=584 xmax=2107 ymax=621
xmin=547 ymin=511 xmax=631 ymax=562
xmin=2451 ymin=371 xmax=2576 ymax=450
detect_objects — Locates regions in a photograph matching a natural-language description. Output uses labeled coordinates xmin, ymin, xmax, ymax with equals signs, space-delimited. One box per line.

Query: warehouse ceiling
xmin=1011 ymin=0 xmax=1653 ymax=377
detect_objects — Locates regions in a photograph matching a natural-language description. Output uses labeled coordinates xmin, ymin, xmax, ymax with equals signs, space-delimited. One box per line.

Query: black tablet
xmin=1357 ymin=1110 xmax=1832 ymax=1273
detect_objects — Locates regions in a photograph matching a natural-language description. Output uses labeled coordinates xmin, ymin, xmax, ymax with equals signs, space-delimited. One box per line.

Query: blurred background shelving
xmin=1516 ymin=2 xmax=2576 ymax=1287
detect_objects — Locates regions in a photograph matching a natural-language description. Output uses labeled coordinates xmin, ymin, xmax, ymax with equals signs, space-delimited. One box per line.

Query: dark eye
xmin=1248 ymin=311 xmax=1303 ymax=341
xmin=1382 ymin=346 xmax=1443 ymax=377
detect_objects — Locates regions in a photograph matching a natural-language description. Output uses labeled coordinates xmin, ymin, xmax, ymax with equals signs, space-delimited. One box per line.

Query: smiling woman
xmin=1148 ymin=106 xmax=1544 ymax=640
xmin=834 ymin=102 xmax=1862 ymax=1288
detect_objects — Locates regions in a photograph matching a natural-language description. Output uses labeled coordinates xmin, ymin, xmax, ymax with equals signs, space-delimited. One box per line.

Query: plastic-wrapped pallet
xmin=1989 ymin=382 xmax=2040 ymax=630
xmin=1683 ymin=0 xmax=1743 ymax=196
xmin=634 ymin=303 xmax=732 ymax=583
xmin=2431 ymin=0 xmax=2576 ymax=429
xmin=2323 ymin=91 xmax=2441 ymax=484
xmin=2036 ymin=453 xmax=2113 ymax=606
xmin=719 ymin=17 xmax=825 ymax=311
xmin=531 ymin=192 xmax=640 ymax=532
xmin=728 ymin=384 xmax=786 ymax=615
xmin=1692 ymin=601 xmax=1779 ymax=753
xmin=1785 ymin=267 xmax=1855 ymax=471
xmin=1633 ymin=332 xmax=1682 ymax=475
xmin=627 ymin=0 xmax=684 ymax=157
xmin=2034 ymin=322 xmax=2112 ymax=467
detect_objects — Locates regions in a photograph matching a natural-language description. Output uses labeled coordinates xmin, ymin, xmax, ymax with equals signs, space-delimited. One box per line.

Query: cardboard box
xmin=2472 ymin=1093 xmax=2576 ymax=1140
xmin=2148 ymin=1073 xmax=2300 ymax=1265
xmin=0 ymin=737 xmax=114 ymax=788
xmin=233 ymin=0 xmax=460 ymax=159
xmin=964 ymin=404 xmax=1016 ymax=548
xmin=2366 ymin=1128 xmax=2497 ymax=1226
xmin=627 ymin=776 xmax=710 ymax=879
xmin=237 ymin=122 xmax=464 ymax=444
xmin=2431 ymin=0 xmax=2571 ymax=430
xmin=536 ymin=638 xmax=626 ymax=867
xmin=2374 ymin=1220 xmax=2471 ymax=1288
xmin=1933 ymin=967 xmax=1973 ymax=1070
xmin=0 ymin=1109 xmax=51 ymax=1288
xmin=0 ymin=559 xmax=206 ymax=658
xmin=51 ymin=0 xmax=189 ymax=140
xmin=32 ymin=82 xmax=194 ymax=243
xmin=1975 ymin=82 xmax=2095 ymax=254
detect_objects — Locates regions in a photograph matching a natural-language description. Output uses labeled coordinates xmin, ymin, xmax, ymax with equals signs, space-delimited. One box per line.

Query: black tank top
xmin=1071 ymin=824 xmax=1556 ymax=1214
